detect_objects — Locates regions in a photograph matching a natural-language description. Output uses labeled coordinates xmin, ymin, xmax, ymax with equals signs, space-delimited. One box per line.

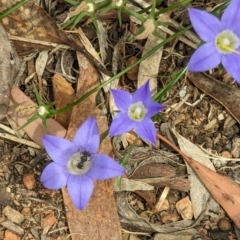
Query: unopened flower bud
xmin=87 ymin=3 xmax=94 ymax=13
xmin=38 ymin=106 xmax=47 ymax=116
xmin=113 ymin=0 xmax=123 ymax=7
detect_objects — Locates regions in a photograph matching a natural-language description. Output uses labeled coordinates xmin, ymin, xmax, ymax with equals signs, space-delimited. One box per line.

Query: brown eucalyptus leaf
xmin=0 ymin=22 xmax=20 ymax=119
xmin=181 ymin=151 xmax=240 ymax=228
xmin=161 ymin=129 xmax=240 ymax=228
xmin=0 ymin=1 xmax=72 ymax=51
xmin=52 ymin=74 xmax=75 ymax=129
xmin=172 ymin=129 xmax=219 ymax=219
xmin=188 ymin=72 xmax=240 ymax=123
xmin=0 ymin=1 xmax=112 ymax=76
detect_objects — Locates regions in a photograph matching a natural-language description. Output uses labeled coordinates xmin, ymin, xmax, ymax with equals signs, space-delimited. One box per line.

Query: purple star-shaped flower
xmin=40 ymin=117 xmax=125 ymax=210
xmin=188 ymin=0 xmax=240 ymax=83
xmin=109 ymin=81 xmax=166 ymax=145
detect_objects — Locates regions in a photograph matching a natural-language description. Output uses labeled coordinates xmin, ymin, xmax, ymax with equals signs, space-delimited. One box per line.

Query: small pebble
xmin=23 ymin=173 xmax=35 ymax=190
xmin=218 ymin=218 xmax=231 ymax=231
xmin=4 ymin=230 xmax=20 ymax=240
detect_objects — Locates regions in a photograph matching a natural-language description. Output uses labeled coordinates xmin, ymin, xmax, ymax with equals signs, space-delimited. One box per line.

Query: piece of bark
xmin=2 ymin=206 xmax=24 ymax=225
xmin=61 ymin=51 xmax=122 ymax=240
xmin=0 ymin=221 xmax=24 ymax=236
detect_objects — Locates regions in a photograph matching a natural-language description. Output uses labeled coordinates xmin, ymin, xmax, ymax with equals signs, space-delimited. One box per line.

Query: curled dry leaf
xmin=0 ymin=23 xmax=20 ymax=119
xmin=116 ymin=192 xmax=194 ymax=233
xmin=188 ymin=72 xmax=240 ymax=123
xmin=0 ymin=1 xmax=111 ymax=76
xmin=0 ymin=1 xmax=72 ymax=52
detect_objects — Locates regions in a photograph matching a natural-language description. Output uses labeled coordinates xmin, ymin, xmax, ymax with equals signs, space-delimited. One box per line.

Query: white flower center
xmin=67 ymin=151 xmax=92 ymax=175
xmin=215 ymin=30 xmax=240 ymax=54
xmin=128 ymin=101 xmax=147 ymax=121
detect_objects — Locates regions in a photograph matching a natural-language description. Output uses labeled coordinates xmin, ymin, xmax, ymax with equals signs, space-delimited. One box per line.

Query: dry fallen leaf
xmin=0 ymin=23 xmax=20 ymax=119
xmin=116 ymin=191 xmax=194 ymax=233
xmin=0 ymin=1 xmax=111 ymax=76
xmin=0 ymin=1 xmax=72 ymax=51
xmin=182 ymin=152 xmax=240 ymax=228
xmin=61 ymin=45 xmax=122 ymax=239
xmin=127 ymin=56 xmax=139 ymax=81
xmin=172 ymin=129 xmax=220 ymax=218
xmin=137 ymin=17 xmax=166 ymax=93
xmin=52 ymin=74 xmax=75 ymax=129
xmin=188 ymin=72 xmax=240 ymax=123
xmin=157 ymin=132 xmax=240 ymax=228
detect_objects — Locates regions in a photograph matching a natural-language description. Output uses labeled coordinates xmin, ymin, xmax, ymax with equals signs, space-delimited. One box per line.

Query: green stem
xmin=0 ymin=0 xmax=31 ymax=20
xmin=155 ymin=0 xmax=192 ymax=17
xmin=121 ymin=136 xmax=140 ymax=167
xmin=54 ymin=25 xmax=191 ymax=115
xmin=153 ymin=67 xmax=188 ymax=102
xmin=121 ymin=6 xmax=146 ymax=22
xmin=62 ymin=0 xmax=79 ymax=6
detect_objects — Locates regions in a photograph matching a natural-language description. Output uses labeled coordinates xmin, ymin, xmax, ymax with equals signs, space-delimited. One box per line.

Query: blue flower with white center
xmin=188 ymin=0 xmax=240 ymax=83
xmin=109 ymin=81 xmax=166 ymax=145
xmin=40 ymin=117 xmax=125 ymax=210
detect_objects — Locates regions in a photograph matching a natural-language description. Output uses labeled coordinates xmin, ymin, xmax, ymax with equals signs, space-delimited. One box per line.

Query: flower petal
xmin=229 ymin=22 xmax=240 ymax=38
xmin=40 ymin=162 xmax=69 ymax=189
xmin=188 ymin=42 xmax=221 ymax=72
xmin=43 ymin=135 xmax=77 ymax=165
xmin=135 ymin=118 xmax=156 ymax=145
xmin=145 ymin=101 xmax=166 ymax=118
xmin=87 ymin=154 xmax=125 ymax=179
xmin=109 ymin=112 xmax=135 ymax=136
xmin=67 ymin=174 xmax=94 ymax=210
xmin=73 ymin=117 xmax=99 ymax=153
xmin=222 ymin=0 xmax=240 ymax=28
xmin=111 ymin=89 xmax=132 ymax=111
xmin=222 ymin=53 xmax=240 ymax=84
xmin=133 ymin=81 xmax=151 ymax=103
xmin=188 ymin=8 xmax=222 ymax=42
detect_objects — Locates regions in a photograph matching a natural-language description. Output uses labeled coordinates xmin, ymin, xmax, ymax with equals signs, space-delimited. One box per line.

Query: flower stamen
xmin=215 ymin=30 xmax=240 ymax=54
xmin=128 ymin=101 xmax=147 ymax=121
